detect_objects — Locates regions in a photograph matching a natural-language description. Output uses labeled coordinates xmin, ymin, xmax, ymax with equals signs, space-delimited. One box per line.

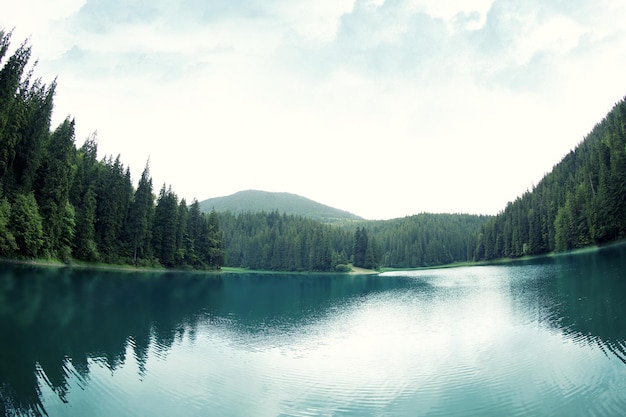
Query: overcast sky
xmin=3 ymin=0 xmax=626 ymax=219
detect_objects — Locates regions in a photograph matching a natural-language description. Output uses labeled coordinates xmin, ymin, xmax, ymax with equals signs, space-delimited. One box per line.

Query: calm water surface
xmin=1 ymin=244 xmax=626 ymax=416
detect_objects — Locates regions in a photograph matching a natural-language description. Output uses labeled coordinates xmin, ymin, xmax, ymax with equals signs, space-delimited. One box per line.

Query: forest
xmin=473 ymin=97 xmax=626 ymax=261
xmin=2 ymin=31 xmax=626 ymax=272
xmin=0 ymin=31 xmax=224 ymax=270
xmin=217 ymin=211 xmax=489 ymax=271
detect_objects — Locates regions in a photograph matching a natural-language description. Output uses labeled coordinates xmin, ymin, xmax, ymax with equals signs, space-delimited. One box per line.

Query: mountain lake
xmin=1 ymin=242 xmax=625 ymax=416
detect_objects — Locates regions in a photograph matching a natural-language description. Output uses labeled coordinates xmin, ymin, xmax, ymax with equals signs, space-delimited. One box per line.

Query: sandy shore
xmin=349 ymin=266 xmax=379 ymax=275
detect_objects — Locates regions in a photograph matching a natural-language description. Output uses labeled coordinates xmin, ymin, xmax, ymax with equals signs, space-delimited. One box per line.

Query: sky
xmin=2 ymin=0 xmax=626 ymax=220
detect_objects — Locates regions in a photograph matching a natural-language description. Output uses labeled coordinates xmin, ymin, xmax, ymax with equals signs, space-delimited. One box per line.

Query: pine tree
xmin=364 ymin=235 xmax=379 ymax=269
xmin=9 ymin=192 xmax=43 ymax=257
xmin=94 ymin=155 xmax=133 ymax=262
xmin=127 ymin=161 xmax=154 ymax=265
xmin=152 ymin=184 xmax=178 ymax=267
xmin=185 ymin=199 xmax=203 ymax=267
xmin=10 ymin=77 xmax=56 ymax=194
xmin=35 ymin=118 xmax=76 ymax=257
xmin=0 ymin=196 xmax=17 ymax=255
xmin=175 ymin=199 xmax=188 ymax=267
xmin=73 ymin=185 xmax=99 ymax=261
xmin=353 ymin=227 xmax=368 ymax=267
xmin=0 ymin=36 xmax=32 ymax=188
xmin=70 ymin=134 xmax=100 ymax=261
xmin=206 ymin=208 xmax=224 ymax=268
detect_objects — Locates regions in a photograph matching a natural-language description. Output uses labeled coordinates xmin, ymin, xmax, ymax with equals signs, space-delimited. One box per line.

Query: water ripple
xmin=12 ymin=253 xmax=625 ymax=417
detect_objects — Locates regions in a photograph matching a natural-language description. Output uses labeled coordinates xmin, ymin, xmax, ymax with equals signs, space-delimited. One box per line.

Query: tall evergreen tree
xmin=127 ymin=161 xmax=154 ymax=265
xmin=0 ymin=196 xmax=17 ymax=255
xmin=94 ymin=155 xmax=133 ymax=262
xmin=175 ymin=198 xmax=188 ymax=266
xmin=309 ymin=225 xmax=331 ymax=271
xmin=364 ymin=234 xmax=379 ymax=270
xmin=73 ymin=185 xmax=99 ymax=261
xmin=152 ymin=184 xmax=178 ymax=267
xmin=185 ymin=199 xmax=203 ymax=267
xmin=35 ymin=118 xmax=76 ymax=257
xmin=0 ymin=36 xmax=32 ymax=192
xmin=70 ymin=134 xmax=99 ymax=261
xmin=9 ymin=77 xmax=56 ymax=194
xmin=0 ymin=29 xmax=11 ymax=63
xmin=206 ymin=208 xmax=224 ymax=268
xmin=353 ymin=227 xmax=368 ymax=267
xmin=9 ymin=192 xmax=43 ymax=257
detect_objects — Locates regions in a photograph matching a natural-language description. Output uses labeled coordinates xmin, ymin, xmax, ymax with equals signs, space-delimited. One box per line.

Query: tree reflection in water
xmin=1 ymin=243 xmax=625 ymax=416
xmin=0 ymin=266 xmax=392 ymax=416
xmin=0 ymin=266 xmax=224 ymax=416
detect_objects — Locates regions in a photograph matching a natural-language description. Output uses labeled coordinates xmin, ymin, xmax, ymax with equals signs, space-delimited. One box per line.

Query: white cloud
xmin=266 ymin=0 xmax=355 ymax=43
xmin=2 ymin=0 xmax=84 ymax=31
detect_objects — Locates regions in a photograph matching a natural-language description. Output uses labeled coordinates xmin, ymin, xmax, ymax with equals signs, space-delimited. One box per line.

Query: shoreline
xmin=5 ymin=239 xmax=624 ymax=275
xmin=348 ymin=266 xmax=379 ymax=275
xmin=0 ymin=257 xmax=379 ymax=276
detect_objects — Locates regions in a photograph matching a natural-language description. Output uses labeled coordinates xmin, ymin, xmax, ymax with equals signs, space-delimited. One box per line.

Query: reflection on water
xmin=552 ymin=246 xmax=626 ymax=363
xmin=0 ymin=267 xmax=222 ymax=415
xmin=499 ymin=245 xmax=626 ymax=364
xmin=0 ymin=268 xmax=399 ymax=416
xmin=1 ymin=242 xmax=626 ymax=416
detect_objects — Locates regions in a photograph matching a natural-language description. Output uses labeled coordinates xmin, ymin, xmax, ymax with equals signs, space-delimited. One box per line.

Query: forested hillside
xmin=0 ymin=32 xmax=224 ymax=269
xmin=218 ymin=210 xmax=353 ymax=271
xmin=474 ymin=96 xmax=626 ymax=260
xmin=200 ymin=190 xmax=363 ymax=223
xmin=217 ymin=210 xmax=489 ymax=271
xmin=362 ymin=214 xmax=490 ymax=267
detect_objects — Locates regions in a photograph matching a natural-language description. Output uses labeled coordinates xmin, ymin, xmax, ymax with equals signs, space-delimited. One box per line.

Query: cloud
xmin=332 ymin=4 xmax=450 ymax=77
xmin=68 ymin=0 xmax=267 ymax=32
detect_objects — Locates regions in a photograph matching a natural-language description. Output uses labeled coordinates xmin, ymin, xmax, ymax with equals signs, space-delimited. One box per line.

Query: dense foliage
xmin=474 ymin=97 xmax=626 ymax=260
xmin=0 ymin=31 xmax=224 ymax=269
xmin=217 ymin=211 xmax=489 ymax=271
xmin=362 ymin=214 xmax=489 ymax=267
xmin=218 ymin=210 xmax=353 ymax=272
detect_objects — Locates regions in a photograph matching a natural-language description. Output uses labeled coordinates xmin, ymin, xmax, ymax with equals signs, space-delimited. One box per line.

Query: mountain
xmin=198 ymin=190 xmax=364 ymax=223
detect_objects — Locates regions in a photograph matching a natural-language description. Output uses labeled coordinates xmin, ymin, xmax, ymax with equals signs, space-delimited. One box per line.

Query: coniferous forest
xmin=0 ymin=31 xmax=224 ymax=269
xmin=473 ymin=98 xmax=626 ymax=261
xmin=216 ymin=211 xmax=488 ymax=272
xmin=2 ymin=31 xmax=626 ymax=272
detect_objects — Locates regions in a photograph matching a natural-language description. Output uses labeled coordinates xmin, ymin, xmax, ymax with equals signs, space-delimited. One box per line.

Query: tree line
xmin=217 ymin=210 xmax=353 ymax=272
xmin=473 ymin=96 xmax=626 ymax=261
xmin=0 ymin=31 xmax=224 ymax=269
xmin=216 ymin=210 xmax=489 ymax=271
xmin=361 ymin=213 xmax=489 ymax=267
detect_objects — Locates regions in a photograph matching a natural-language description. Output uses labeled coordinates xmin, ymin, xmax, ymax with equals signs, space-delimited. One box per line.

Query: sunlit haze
xmin=3 ymin=0 xmax=626 ymax=219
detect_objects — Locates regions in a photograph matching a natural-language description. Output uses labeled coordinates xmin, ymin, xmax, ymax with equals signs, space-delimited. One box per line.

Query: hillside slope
xmin=199 ymin=190 xmax=363 ymax=223
xmin=474 ymin=95 xmax=626 ymax=260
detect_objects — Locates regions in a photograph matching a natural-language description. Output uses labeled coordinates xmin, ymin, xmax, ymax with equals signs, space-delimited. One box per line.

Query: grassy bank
xmin=221 ymin=264 xmax=379 ymax=275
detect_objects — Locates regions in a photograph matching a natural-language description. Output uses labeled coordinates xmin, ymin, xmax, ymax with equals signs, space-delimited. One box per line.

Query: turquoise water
xmin=1 ymin=244 xmax=625 ymax=416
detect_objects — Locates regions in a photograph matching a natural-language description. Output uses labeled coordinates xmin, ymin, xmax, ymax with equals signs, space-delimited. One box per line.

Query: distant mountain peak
xmin=198 ymin=190 xmax=363 ymax=223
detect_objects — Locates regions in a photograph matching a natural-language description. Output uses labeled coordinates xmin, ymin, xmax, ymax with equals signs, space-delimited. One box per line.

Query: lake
xmin=1 ymin=243 xmax=626 ymax=416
